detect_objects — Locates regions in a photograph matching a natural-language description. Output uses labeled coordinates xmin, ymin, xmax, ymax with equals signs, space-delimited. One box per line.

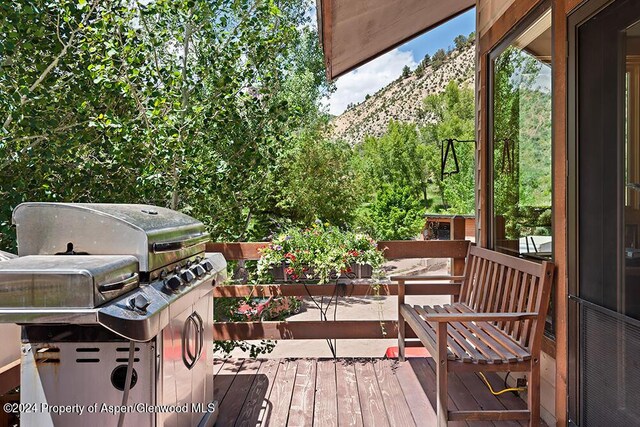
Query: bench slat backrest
xmin=459 ymin=246 xmax=554 ymax=352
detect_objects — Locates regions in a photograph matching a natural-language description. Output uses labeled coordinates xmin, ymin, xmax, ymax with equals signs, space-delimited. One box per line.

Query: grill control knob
xmin=180 ymin=269 xmax=196 ymax=283
xmin=165 ymin=275 xmax=183 ymax=292
xmin=201 ymin=260 xmax=214 ymax=272
xmin=191 ymin=264 xmax=205 ymax=278
xmin=128 ymin=294 xmax=151 ymax=312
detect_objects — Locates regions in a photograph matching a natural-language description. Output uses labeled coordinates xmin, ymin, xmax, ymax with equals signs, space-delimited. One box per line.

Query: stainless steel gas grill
xmin=0 ymin=203 xmax=226 ymax=427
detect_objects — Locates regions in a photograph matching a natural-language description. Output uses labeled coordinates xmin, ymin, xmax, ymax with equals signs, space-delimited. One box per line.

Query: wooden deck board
xmin=288 ymin=359 xmax=316 ymax=427
xmin=264 ymin=359 xmax=297 ymax=427
xmin=335 ymin=360 xmax=364 ymax=427
xmin=214 ymin=357 xmax=547 ymax=427
xmin=458 ymin=370 xmax=528 ymax=427
xmin=214 ymin=359 xmax=246 ymax=407
xmin=393 ymin=357 xmax=437 ymax=425
xmin=235 ymin=359 xmax=281 ymax=427
xmin=354 ymin=359 xmax=390 ymax=427
xmin=411 ymin=357 xmax=468 ymax=427
xmin=425 ymin=358 xmax=493 ymax=427
xmin=214 ymin=358 xmax=227 ymax=376
xmin=374 ymin=359 xmax=416 ymax=427
xmin=216 ymin=359 xmax=262 ymax=427
xmin=314 ymin=360 xmax=338 ymax=427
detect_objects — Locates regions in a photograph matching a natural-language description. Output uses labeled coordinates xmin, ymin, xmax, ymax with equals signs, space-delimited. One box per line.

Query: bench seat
xmin=400 ymin=302 xmax=534 ymax=365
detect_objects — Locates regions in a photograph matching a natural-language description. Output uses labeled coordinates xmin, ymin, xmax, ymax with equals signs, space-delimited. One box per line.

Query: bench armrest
xmin=391 ymin=275 xmax=465 ymax=282
xmin=419 ymin=312 xmax=539 ymax=322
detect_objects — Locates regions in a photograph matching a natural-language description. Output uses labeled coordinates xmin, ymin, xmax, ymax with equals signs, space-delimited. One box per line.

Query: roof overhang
xmin=317 ymin=0 xmax=475 ymax=80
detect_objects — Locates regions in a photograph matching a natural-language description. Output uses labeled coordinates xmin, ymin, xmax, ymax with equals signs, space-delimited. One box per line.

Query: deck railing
xmin=207 ymin=216 xmax=469 ymax=342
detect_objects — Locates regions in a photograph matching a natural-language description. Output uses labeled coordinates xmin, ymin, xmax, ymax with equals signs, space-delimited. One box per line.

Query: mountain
xmin=330 ymin=44 xmax=475 ymax=145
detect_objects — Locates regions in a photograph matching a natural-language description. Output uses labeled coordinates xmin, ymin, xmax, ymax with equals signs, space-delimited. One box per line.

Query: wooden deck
xmin=214 ymin=357 xmax=547 ymax=427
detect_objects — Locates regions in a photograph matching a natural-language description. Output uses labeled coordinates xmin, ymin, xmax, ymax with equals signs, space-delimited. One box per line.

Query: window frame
xmin=486 ymin=0 xmax=555 ymax=337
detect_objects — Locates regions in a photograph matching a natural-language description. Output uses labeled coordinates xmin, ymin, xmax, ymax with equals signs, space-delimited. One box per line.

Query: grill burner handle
xmin=151 ymin=233 xmax=210 ymax=253
xmin=165 ymin=275 xmax=184 ymax=292
xmin=191 ymin=264 xmax=205 ymax=278
xmin=128 ymin=294 xmax=151 ymax=312
xmin=98 ymin=273 xmax=139 ymax=293
xmin=201 ymin=260 xmax=214 ymax=272
xmin=180 ymin=269 xmax=196 ymax=283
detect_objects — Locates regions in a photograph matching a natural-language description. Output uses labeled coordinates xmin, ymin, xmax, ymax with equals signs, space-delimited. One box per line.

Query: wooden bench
xmin=395 ymin=245 xmax=554 ymax=426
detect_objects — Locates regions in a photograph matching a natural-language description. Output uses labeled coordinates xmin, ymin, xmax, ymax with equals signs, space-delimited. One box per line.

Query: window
xmin=489 ymin=4 xmax=553 ymax=337
xmin=490 ymin=7 xmax=553 ymax=262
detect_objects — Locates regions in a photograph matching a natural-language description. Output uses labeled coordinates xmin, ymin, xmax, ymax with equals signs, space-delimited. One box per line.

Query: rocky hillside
xmin=331 ymin=45 xmax=475 ymax=145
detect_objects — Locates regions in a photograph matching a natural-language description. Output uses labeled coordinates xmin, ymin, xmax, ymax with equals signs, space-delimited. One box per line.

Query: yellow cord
xmin=477 ymin=372 xmax=527 ymax=396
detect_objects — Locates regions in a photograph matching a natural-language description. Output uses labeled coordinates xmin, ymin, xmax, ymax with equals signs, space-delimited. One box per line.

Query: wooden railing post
xmin=397 ymin=280 xmax=406 ymax=361
xmin=451 ymin=216 xmax=466 ymax=303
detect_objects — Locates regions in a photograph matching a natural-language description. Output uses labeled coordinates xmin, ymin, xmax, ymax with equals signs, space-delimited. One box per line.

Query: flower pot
xmin=352 ymin=263 xmax=373 ymax=278
xmin=270 ymin=263 xmax=319 ymax=283
xmin=270 ymin=262 xmax=374 ymax=283
xmin=331 ymin=263 xmax=374 ymax=280
xmin=271 ymin=262 xmax=287 ymax=282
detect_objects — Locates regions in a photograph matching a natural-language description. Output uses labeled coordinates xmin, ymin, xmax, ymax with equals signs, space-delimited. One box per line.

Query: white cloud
xmin=326 ymin=49 xmax=417 ymax=116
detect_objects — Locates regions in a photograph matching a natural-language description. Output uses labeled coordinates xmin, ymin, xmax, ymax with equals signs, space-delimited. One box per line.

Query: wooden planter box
xmin=271 ymin=262 xmax=373 ymax=283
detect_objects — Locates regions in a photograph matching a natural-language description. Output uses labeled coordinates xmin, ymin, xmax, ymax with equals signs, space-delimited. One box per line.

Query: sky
xmin=326 ymin=8 xmax=476 ymax=116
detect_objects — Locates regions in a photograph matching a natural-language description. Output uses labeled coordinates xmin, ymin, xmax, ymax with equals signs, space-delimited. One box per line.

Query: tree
xmin=468 ymin=31 xmax=476 ymax=44
xmin=401 ymin=65 xmax=411 ymax=78
xmin=431 ymin=48 xmax=447 ymax=69
xmin=354 ymin=184 xmax=425 ymax=240
xmin=0 ymin=0 xmax=332 ymax=250
xmin=454 ymin=34 xmax=468 ymax=50
xmin=272 ymin=131 xmax=360 ymax=229
xmin=352 ymin=120 xmax=436 ymax=239
xmin=354 ymin=121 xmax=431 ymax=202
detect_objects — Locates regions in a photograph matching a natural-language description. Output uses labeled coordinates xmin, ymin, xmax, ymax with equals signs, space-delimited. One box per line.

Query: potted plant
xmin=256 ymin=223 xmax=385 ymax=284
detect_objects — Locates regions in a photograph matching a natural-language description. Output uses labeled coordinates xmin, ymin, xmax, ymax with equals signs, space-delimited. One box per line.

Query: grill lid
xmin=12 ymin=203 xmax=209 ymax=274
xmin=0 ymin=255 xmax=139 ymax=309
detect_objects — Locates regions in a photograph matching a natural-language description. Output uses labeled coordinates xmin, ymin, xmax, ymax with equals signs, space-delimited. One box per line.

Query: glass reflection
xmin=492 ymin=9 xmax=552 ymax=261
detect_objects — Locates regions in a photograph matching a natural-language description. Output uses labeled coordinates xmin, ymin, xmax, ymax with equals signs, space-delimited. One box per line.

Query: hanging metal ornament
xmin=440 ymin=138 xmax=475 ymax=180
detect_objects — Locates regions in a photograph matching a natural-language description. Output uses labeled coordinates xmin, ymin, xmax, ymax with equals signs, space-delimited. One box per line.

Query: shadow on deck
xmin=213 ymin=357 xmax=547 ymax=427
